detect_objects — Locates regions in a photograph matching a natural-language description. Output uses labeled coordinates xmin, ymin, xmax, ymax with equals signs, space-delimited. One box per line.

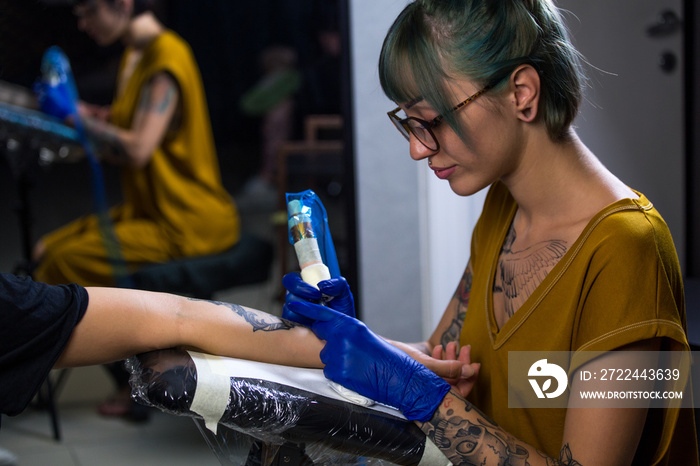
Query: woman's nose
xmin=408 ymin=135 xmax=437 ymax=161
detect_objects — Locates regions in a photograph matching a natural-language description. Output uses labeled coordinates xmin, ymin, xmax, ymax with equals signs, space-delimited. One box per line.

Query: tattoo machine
xmin=286 ymin=190 xmax=341 ymax=288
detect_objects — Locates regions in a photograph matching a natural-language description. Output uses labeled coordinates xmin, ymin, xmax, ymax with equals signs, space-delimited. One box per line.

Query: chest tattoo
xmin=493 ymin=223 xmax=568 ymax=318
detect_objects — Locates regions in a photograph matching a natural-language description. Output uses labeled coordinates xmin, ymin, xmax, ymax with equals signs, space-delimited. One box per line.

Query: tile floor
xmin=0 ymin=405 xmax=220 ymax=466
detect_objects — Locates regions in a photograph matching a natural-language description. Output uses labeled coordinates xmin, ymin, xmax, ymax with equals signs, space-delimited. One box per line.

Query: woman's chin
xmin=448 ymin=179 xmax=490 ymax=197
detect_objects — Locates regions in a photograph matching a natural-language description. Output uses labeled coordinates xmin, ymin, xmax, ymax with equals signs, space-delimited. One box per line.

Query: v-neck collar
xmin=485 ymin=192 xmax=651 ymax=349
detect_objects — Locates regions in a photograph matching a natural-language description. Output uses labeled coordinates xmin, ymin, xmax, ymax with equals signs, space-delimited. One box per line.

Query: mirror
xmin=0 ymin=0 xmax=357 ymax=309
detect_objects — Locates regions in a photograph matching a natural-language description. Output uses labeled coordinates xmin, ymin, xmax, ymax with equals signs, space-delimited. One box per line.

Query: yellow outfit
xmin=461 ymin=181 xmax=697 ymax=465
xmin=36 ymin=31 xmax=239 ymax=287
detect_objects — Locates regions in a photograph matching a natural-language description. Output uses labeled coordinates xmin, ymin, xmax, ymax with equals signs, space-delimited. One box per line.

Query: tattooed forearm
xmin=440 ymin=266 xmax=472 ymax=347
xmin=189 ymin=298 xmax=299 ymax=332
xmin=537 ymin=444 xmax=582 ymax=466
xmin=422 ymin=392 xmax=527 ymax=465
xmin=556 ymin=444 xmax=582 ymax=466
xmin=419 ymin=392 xmax=592 ymax=466
xmin=421 ymin=391 xmax=582 ymax=466
xmin=439 ymin=309 xmax=467 ymax=348
xmin=453 ymin=267 xmax=473 ymax=308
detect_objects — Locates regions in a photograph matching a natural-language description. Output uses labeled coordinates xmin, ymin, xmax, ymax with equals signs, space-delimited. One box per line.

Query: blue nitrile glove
xmin=33 ymin=79 xmax=78 ymax=121
xmin=282 ymin=273 xmax=355 ymax=326
xmin=288 ymin=300 xmax=450 ymax=422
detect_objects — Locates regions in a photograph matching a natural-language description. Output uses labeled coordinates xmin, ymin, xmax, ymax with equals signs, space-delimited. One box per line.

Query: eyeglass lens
xmin=405 ymin=119 xmax=437 ymax=150
xmin=390 ymin=115 xmax=411 ymax=141
xmin=390 ymin=115 xmax=437 ymax=150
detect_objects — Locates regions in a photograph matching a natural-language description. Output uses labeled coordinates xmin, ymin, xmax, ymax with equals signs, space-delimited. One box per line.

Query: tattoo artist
xmin=283 ymin=1 xmax=697 ymax=465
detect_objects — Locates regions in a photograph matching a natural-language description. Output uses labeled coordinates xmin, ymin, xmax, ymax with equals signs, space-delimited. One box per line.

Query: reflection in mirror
xmin=0 ymin=0 xmax=356 ymax=312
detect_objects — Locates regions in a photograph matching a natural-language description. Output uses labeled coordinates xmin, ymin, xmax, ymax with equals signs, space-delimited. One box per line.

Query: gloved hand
xmin=33 ymin=79 xmax=78 ymax=121
xmin=288 ymin=299 xmax=450 ymax=422
xmin=282 ymin=273 xmax=355 ymax=326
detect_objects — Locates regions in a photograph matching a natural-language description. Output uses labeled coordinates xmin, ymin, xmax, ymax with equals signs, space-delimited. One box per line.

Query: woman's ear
xmin=510 ymin=64 xmax=540 ymax=123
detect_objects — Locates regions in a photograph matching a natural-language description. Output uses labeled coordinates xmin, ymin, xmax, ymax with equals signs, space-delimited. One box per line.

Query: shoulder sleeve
xmin=0 ymin=274 xmax=89 ymax=416
xmin=573 ymin=206 xmax=687 ymax=355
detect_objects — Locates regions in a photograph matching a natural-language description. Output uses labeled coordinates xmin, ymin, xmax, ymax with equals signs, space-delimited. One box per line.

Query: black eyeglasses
xmin=387 ymin=84 xmax=493 ymax=151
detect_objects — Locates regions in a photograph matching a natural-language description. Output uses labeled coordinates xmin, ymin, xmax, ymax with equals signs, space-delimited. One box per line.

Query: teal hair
xmin=379 ymin=0 xmax=585 ymax=142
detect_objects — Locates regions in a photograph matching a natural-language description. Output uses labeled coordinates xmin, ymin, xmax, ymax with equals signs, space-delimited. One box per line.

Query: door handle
xmin=647 ymin=10 xmax=682 ymax=38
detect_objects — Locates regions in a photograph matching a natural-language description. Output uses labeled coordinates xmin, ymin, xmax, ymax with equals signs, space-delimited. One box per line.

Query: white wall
xmin=420 ymin=173 xmax=486 ymax=337
xmin=350 ymin=1 xmax=485 ymax=340
xmin=350 ymin=0 xmax=422 ymax=340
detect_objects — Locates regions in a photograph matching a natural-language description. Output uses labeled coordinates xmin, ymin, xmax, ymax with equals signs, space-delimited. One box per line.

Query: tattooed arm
xmin=419 ymin=340 xmax=658 ymax=466
xmin=80 ymin=72 xmax=180 ymax=168
xmin=430 ymin=260 xmax=472 ymax=350
xmin=422 ymin=391 xmax=647 ymax=465
xmin=55 ymin=287 xmax=323 ymax=369
xmin=420 ymin=390 xmax=585 ymax=466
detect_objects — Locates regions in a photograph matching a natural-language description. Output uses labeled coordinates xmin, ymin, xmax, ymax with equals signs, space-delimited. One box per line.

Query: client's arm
xmin=55 ymin=287 xmax=323 ymax=369
xmin=80 ymin=72 xmax=179 ymax=168
xmin=283 ymin=273 xmax=473 ymax=380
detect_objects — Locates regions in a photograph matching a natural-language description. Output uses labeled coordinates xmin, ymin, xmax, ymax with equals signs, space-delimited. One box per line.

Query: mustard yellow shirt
xmin=461 ymin=181 xmax=697 ymax=464
xmin=110 ymin=30 xmax=239 ymax=257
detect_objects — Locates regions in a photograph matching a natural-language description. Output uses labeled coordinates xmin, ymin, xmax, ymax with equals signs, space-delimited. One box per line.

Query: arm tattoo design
xmin=138 ymin=83 xmax=177 ymax=114
xmin=440 ymin=267 xmax=472 ymax=347
xmin=424 ymin=399 xmax=530 ymax=465
xmin=189 ymin=298 xmax=299 ymax=332
xmin=423 ymin=397 xmax=583 ymax=465
xmin=556 ymin=444 xmax=582 ymax=466
xmin=536 ymin=444 xmax=583 ymax=466
xmin=494 ymin=223 xmax=567 ymax=317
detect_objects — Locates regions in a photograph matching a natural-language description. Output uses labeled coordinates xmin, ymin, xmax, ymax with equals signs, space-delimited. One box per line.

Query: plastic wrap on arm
xmin=126 ymin=348 xmax=449 ymax=466
xmin=126 ymin=349 xmax=309 ymax=441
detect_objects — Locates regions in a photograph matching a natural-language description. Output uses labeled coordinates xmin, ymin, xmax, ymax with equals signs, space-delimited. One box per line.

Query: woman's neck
xmin=122 ymin=12 xmax=163 ymax=50
xmin=501 ymin=129 xmax=634 ymax=230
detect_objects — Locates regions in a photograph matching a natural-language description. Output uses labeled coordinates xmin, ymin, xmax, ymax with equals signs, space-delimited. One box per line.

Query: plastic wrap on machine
xmin=285 ymin=189 xmax=340 ymax=280
xmin=126 ymin=349 xmax=445 ymax=465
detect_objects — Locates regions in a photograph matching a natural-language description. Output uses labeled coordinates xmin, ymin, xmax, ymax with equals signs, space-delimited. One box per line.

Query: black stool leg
xmin=8 ymin=137 xmax=64 ymax=442
xmin=34 ymin=375 xmax=62 ymax=441
xmin=44 ymin=377 xmax=61 ymax=441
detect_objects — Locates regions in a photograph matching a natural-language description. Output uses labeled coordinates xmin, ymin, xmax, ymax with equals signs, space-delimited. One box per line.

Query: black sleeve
xmin=0 ymin=273 xmax=89 ymax=416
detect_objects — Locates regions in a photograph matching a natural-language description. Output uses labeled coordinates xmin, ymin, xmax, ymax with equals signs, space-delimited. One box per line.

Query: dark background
xmin=0 ymin=0 xmax=343 ymax=188
xmin=0 ymin=0 xmax=356 ymax=294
